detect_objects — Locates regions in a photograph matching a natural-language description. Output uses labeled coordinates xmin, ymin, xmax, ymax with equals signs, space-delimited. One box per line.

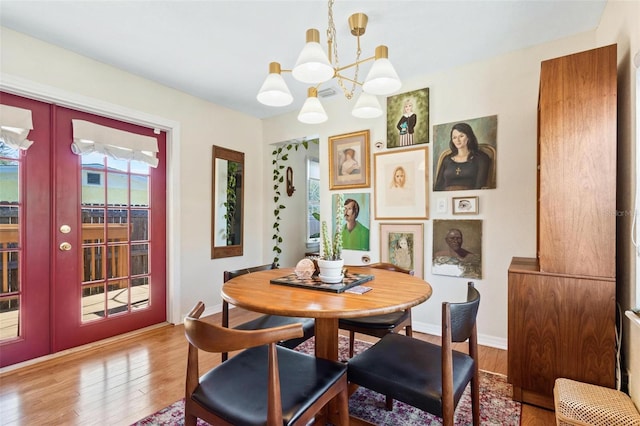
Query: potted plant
xmin=317 ymin=194 xmax=345 ymax=283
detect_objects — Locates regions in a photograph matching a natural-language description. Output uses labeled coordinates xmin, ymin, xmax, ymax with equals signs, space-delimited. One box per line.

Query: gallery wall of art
xmin=261 ymin=30 xmax=599 ymax=348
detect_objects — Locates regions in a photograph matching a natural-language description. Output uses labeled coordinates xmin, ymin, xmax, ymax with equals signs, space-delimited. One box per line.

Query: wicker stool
xmin=554 ymin=378 xmax=640 ymax=426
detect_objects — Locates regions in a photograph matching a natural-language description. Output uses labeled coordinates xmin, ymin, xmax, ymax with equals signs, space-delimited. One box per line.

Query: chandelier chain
xmin=327 ymin=0 xmax=360 ymax=100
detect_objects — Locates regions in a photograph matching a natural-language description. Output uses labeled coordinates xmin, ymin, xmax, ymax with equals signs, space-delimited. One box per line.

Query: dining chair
xmin=222 ymin=263 xmax=315 ymax=361
xmin=347 ymin=282 xmax=481 ymax=425
xmin=184 ymin=301 xmax=349 ymax=426
xmin=339 ymin=262 xmax=415 ymax=358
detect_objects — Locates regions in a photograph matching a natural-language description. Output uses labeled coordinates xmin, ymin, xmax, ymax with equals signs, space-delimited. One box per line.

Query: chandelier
xmin=256 ymin=0 xmax=401 ymax=124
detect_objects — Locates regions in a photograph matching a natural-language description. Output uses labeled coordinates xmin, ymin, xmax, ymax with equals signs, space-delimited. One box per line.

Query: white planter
xmin=317 ymin=259 xmax=345 ymax=283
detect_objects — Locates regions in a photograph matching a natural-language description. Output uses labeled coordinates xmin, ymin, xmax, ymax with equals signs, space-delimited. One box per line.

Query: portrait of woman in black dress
xmin=434 ymin=122 xmax=492 ymax=191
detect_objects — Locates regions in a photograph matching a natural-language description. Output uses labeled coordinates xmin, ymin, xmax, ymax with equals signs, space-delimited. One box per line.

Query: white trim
xmin=626 ymin=310 xmax=640 ymax=330
xmin=412 ymin=319 xmax=508 ymax=350
xmin=0 ymin=72 xmax=182 ymax=325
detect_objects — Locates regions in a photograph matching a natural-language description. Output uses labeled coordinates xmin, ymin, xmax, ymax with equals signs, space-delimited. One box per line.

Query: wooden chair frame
xmin=184 ymin=302 xmax=349 ymax=426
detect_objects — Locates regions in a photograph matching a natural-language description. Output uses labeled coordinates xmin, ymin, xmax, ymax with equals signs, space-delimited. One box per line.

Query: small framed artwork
xmin=374 ymin=146 xmax=428 ymax=219
xmin=386 ymin=87 xmax=429 ymax=149
xmin=452 ymin=196 xmax=479 ymax=215
xmin=329 ymin=129 xmax=370 ymax=190
xmin=380 ymin=223 xmax=424 ymax=278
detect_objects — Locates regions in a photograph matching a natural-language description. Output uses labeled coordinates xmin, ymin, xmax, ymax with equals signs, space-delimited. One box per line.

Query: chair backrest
xmin=368 ymin=262 xmax=415 ymax=276
xmin=436 ymin=144 xmax=496 ymax=189
xmin=223 ymin=263 xmax=277 ymax=282
xmin=446 ymin=282 xmax=480 ymax=343
xmin=221 ymin=263 xmax=278 ymax=331
xmin=185 ymin=301 xmax=303 ymax=354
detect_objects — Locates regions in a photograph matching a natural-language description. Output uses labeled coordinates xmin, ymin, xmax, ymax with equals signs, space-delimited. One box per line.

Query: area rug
xmin=132 ymin=336 xmax=521 ymax=425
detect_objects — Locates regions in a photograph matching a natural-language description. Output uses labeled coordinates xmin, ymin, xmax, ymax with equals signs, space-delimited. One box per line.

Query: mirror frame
xmin=211 ymin=145 xmax=244 ymax=259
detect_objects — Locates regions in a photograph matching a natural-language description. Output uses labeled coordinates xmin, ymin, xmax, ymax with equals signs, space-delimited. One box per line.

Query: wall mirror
xmin=212 ymin=145 xmax=244 ymax=258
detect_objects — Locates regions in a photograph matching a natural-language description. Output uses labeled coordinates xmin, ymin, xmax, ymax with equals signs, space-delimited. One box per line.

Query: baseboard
xmin=412 ymin=319 xmax=507 ymax=350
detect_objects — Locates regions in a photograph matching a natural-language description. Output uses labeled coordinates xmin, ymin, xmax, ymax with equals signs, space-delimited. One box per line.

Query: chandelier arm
xmin=333 ymin=73 xmax=363 ymax=86
xmin=334 ymin=55 xmax=375 ymax=73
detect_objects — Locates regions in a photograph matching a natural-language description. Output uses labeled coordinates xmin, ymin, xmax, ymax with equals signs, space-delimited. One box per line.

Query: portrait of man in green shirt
xmin=341 ymin=197 xmax=370 ymax=251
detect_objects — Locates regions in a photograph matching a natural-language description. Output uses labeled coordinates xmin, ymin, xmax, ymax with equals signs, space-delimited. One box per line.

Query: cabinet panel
xmin=537 ymin=44 xmax=616 ymax=277
xmin=508 ymin=260 xmax=616 ymax=408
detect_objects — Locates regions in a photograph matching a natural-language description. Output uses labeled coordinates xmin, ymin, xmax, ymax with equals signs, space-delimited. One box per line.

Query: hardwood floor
xmin=0 ymin=308 xmax=556 ymax=425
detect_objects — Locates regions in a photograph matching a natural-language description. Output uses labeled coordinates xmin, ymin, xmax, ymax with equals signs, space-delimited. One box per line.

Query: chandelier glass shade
xmin=256 ymin=62 xmax=293 ymax=107
xmin=298 ymin=88 xmax=328 ymax=124
xmin=292 ymin=29 xmax=335 ymax=84
xmin=256 ymin=0 xmax=401 ymax=123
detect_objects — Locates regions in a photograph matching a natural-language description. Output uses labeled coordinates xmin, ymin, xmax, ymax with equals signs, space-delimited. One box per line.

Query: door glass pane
xmin=82 ymin=283 xmax=105 ymax=322
xmin=130 ymin=160 xmax=150 ymax=175
xmin=131 ymin=243 xmax=149 ymax=276
xmin=107 ymin=208 xmax=129 ymax=243
xmin=82 ymin=246 xmax=104 ymax=282
xmin=81 ymin=152 xmax=105 ymax=168
xmin=131 ymin=209 xmax=149 ymax=241
xmin=107 ymin=172 xmax=128 ymax=205
xmin=107 ymin=244 xmax=129 ymax=279
xmin=82 ymin=170 xmax=105 ymax=204
xmin=82 ymin=208 xmax=105 ymax=244
xmin=131 ymin=277 xmax=149 ymax=310
xmin=109 ymin=158 xmax=129 ymax=173
xmin=0 ymin=160 xmax=19 ymax=203
xmin=131 ymin=175 xmax=149 ymax=206
xmin=107 ymin=279 xmax=129 ymax=316
xmin=0 ymin=143 xmax=21 ymax=341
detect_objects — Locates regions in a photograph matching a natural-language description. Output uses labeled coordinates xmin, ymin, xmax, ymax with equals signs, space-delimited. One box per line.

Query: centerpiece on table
xmin=317 ymin=193 xmax=345 ymax=283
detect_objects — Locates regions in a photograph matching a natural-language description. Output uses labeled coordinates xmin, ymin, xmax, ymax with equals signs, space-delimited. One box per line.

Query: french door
xmin=0 ymin=92 xmax=167 ymax=367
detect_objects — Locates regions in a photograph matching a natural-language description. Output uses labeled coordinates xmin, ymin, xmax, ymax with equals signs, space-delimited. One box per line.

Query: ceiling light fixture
xmin=256 ymin=0 xmax=401 ymax=123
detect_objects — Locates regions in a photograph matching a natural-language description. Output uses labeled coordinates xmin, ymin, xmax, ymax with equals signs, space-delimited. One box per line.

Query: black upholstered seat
xmin=348 ymin=282 xmax=481 ymax=425
xmin=184 ymin=302 xmax=349 ymax=426
xmin=222 ymin=263 xmax=315 ymax=361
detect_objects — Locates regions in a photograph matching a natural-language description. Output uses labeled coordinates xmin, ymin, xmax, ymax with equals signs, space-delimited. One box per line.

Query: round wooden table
xmin=221 ymin=266 xmax=433 ymax=361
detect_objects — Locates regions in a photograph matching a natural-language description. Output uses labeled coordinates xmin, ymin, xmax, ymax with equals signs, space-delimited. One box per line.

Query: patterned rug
xmin=132 ymin=336 xmax=521 ymax=425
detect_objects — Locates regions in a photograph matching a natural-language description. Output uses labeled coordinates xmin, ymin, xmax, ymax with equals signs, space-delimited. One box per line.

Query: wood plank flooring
xmin=0 ymin=308 xmax=556 ymax=425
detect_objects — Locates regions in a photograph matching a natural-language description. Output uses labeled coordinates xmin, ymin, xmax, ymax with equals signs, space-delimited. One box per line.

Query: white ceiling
xmin=0 ymin=0 xmax=607 ymax=119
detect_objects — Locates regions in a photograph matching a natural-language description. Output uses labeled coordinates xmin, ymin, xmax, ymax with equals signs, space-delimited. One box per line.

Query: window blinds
xmin=0 ymin=104 xmax=34 ymax=150
xmin=71 ymin=119 xmax=159 ymax=167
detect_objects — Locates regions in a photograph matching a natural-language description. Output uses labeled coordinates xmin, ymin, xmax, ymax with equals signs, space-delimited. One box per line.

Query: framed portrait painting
xmin=386 ymin=87 xmax=429 ymax=149
xmin=432 ymin=219 xmax=482 ymax=279
xmin=380 ymin=223 xmax=424 ymax=278
xmin=329 ymin=129 xmax=370 ymax=190
xmin=332 ymin=192 xmax=370 ymax=251
xmin=433 ymin=114 xmax=497 ymax=191
xmin=374 ymin=146 xmax=428 ymax=219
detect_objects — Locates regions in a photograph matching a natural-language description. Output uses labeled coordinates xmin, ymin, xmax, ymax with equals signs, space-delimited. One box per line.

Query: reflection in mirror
xmin=212 ymin=145 xmax=244 ymax=258
xmin=307 ymin=157 xmax=320 ymax=245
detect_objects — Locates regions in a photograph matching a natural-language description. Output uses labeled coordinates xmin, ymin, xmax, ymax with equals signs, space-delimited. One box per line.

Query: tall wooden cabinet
xmin=508 ymin=44 xmax=617 ymax=409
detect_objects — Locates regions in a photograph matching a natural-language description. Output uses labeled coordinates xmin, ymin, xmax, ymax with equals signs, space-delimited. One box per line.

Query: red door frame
xmin=0 ymin=92 xmax=52 ymax=367
xmin=52 ymin=106 xmax=166 ymax=352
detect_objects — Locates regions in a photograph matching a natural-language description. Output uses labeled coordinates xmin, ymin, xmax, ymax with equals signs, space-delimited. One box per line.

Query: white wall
xmin=595 ymin=0 xmax=640 ymax=404
xmin=262 ymin=31 xmax=602 ymax=349
xmin=0 ymin=27 xmax=265 ymax=322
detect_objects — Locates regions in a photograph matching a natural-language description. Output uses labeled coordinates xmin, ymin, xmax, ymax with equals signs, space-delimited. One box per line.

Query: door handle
xmin=59 ymin=242 xmax=72 ymax=251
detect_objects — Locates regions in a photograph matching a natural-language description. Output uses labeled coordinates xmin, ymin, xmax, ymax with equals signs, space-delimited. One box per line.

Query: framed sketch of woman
xmin=374 ymin=146 xmax=428 ymax=219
